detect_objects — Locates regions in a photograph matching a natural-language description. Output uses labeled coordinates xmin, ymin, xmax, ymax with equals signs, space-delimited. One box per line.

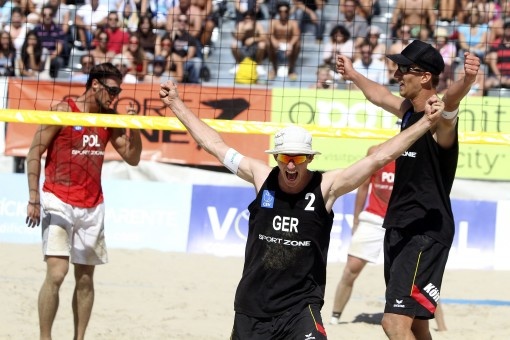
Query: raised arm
xmin=110 ymin=103 xmax=143 ymax=166
xmin=437 ymin=52 xmax=480 ymax=148
xmin=323 ymin=95 xmax=443 ymax=209
xmin=159 ymin=80 xmax=271 ymax=188
xmin=336 ymin=54 xmax=405 ymax=117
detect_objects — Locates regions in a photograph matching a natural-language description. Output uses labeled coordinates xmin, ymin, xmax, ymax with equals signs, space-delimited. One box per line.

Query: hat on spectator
xmin=366 ymin=26 xmax=381 ymax=36
xmin=111 ymin=54 xmax=132 ymax=69
xmin=435 ymin=27 xmax=449 ymax=38
xmin=265 ymin=125 xmax=321 ymax=155
xmin=153 ymin=56 xmax=166 ymax=65
xmin=386 ymin=40 xmax=445 ymax=75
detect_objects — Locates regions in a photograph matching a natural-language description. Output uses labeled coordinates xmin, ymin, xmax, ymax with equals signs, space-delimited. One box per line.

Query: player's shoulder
xmin=52 ymin=101 xmax=71 ymax=112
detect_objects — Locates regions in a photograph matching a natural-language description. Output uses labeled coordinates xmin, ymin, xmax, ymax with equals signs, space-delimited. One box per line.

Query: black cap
xmin=386 ymin=40 xmax=445 ymax=75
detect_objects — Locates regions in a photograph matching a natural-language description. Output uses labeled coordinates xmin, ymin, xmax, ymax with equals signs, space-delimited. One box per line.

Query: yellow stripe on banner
xmin=1 ymin=109 xmax=510 ymax=144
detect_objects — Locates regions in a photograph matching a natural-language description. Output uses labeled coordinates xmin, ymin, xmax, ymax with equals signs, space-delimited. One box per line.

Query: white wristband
xmin=223 ymin=148 xmax=244 ymax=174
xmin=442 ymin=108 xmax=459 ymax=120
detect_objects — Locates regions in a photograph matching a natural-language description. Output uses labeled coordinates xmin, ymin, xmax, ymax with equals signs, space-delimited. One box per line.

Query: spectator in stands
xmin=90 ymin=29 xmax=115 ymax=64
xmin=231 ymin=10 xmax=268 ymax=76
xmin=111 ymin=52 xmax=137 ymax=83
xmin=289 ymin=0 xmax=326 ymax=43
xmin=134 ymin=14 xmax=159 ymax=62
xmin=17 ymin=0 xmax=39 ymax=24
xmin=363 ymin=25 xmax=386 ymax=62
xmin=122 ymin=33 xmax=148 ymax=82
xmin=46 ymin=0 xmax=70 ymax=34
xmin=334 ymin=0 xmax=368 ymax=49
xmin=390 ymin=0 xmax=436 ymax=39
xmin=33 ymin=5 xmax=65 ymax=78
xmin=309 ymin=63 xmax=336 ymax=89
xmin=434 ymin=27 xmax=457 ymax=93
xmin=154 ymin=33 xmax=184 ymax=82
xmin=18 ymin=30 xmax=43 ymax=77
xmin=116 ymin=0 xmax=139 ymax=32
xmin=166 ymin=0 xmax=202 ymax=41
xmin=340 ymin=0 xmax=380 ymax=25
xmin=4 ymin=7 xmax=30 ymax=54
xmin=149 ymin=0 xmax=175 ymax=30
xmin=438 ymin=0 xmax=457 ymax=23
xmin=457 ymin=3 xmax=489 ymax=59
xmin=76 ymin=0 xmax=108 ymax=50
xmin=71 ymin=54 xmax=95 ymax=82
xmin=488 ymin=0 xmax=510 ymax=46
xmin=172 ymin=13 xmax=202 ymax=83
xmin=234 ymin=0 xmax=267 ymax=22
xmin=386 ymin=25 xmax=412 ymax=84
xmin=322 ymin=24 xmax=355 ymax=72
xmin=144 ymin=55 xmax=176 ymax=83
xmin=347 ymin=40 xmax=387 ymax=90
xmin=105 ymin=11 xmax=130 ymax=55
xmin=193 ymin=0 xmax=223 ymax=57
xmin=0 ymin=31 xmax=16 ymax=76
xmin=268 ymin=1 xmax=301 ymax=80
xmin=484 ymin=21 xmax=510 ymax=91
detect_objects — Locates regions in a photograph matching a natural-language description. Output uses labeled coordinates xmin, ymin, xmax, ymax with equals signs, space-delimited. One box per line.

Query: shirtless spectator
xmin=340 ymin=0 xmax=378 ymax=25
xmin=75 ymin=0 xmax=108 ymax=49
xmin=166 ymin=0 xmax=202 ymax=42
xmin=386 ymin=25 xmax=412 ymax=83
xmin=193 ymin=0 xmax=218 ymax=56
xmin=231 ymin=10 xmax=268 ymax=75
xmin=90 ymin=30 xmax=115 ymax=64
xmin=334 ymin=0 xmax=368 ymax=49
xmin=390 ymin=0 xmax=436 ymax=39
xmin=268 ymin=1 xmax=301 ymax=80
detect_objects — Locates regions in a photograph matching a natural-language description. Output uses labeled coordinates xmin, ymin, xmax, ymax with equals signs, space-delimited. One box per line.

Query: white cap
xmin=265 ymin=125 xmax=321 ymax=155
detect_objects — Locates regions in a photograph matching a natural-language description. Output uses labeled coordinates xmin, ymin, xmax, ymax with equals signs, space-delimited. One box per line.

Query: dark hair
xmin=41 ymin=4 xmax=54 ymax=16
xmin=80 ymin=54 xmax=95 ymax=64
xmin=21 ymin=31 xmax=42 ymax=69
xmin=11 ymin=6 xmax=23 ymax=17
xmin=0 ymin=31 xmax=15 ymax=55
xmin=86 ymin=63 xmax=123 ymax=90
xmin=330 ymin=25 xmax=351 ymax=41
xmin=276 ymin=1 xmax=290 ymax=12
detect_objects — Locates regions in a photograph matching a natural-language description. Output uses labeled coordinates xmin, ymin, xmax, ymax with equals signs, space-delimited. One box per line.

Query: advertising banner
xmin=271 ymin=89 xmax=510 ymax=180
xmin=4 ymin=80 xmax=271 ymax=165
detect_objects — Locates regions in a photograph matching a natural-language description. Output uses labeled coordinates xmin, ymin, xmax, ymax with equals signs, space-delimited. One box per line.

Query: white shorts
xmin=347 ymin=211 xmax=386 ymax=263
xmin=41 ymin=191 xmax=108 ymax=265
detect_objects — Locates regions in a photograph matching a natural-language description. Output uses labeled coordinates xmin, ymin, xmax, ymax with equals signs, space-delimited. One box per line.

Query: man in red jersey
xmin=25 ymin=62 xmax=142 ymax=340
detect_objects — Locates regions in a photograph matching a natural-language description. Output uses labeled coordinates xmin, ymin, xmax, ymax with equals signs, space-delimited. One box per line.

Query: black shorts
xmin=230 ymin=304 xmax=327 ymax=340
xmin=383 ymin=228 xmax=449 ymax=320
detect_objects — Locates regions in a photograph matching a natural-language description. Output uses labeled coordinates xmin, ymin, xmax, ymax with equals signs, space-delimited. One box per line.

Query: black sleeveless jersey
xmin=383 ymin=110 xmax=458 ymax=246
xmin=234 ymin=168 xmax=334 ymax=317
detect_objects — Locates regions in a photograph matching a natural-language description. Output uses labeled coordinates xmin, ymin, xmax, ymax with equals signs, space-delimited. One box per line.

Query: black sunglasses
xmin=397 ymin=65 xmax=426 ymax=74
xmin=97 ymin=79 xmax=122 ymax=96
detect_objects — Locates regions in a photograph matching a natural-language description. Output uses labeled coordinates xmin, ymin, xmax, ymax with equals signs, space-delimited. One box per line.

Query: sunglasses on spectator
xmin=276 ymin=154 xmax=308 ymax=165
xmin=397 ymin=65 xmax=426 ymax=74
xmin=97 ymin=79 xmax=122 ymax=96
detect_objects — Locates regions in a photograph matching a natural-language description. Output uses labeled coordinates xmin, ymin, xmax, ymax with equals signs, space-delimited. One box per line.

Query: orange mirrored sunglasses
xmin=276 ymin=154 xmax=308 ymax=165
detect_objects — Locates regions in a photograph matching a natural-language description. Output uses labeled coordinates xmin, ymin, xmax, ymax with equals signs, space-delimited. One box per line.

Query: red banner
xmin=5 ymin=80 xmax=272 ymax=166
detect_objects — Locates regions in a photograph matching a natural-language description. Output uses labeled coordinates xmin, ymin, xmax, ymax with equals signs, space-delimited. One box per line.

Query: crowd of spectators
xmin=0 ymin=0 xmax=509 ymax=93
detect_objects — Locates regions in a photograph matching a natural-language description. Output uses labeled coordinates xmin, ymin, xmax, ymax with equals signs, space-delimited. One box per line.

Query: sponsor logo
xmin=402 ymin=151 xmax=417 ymax=158
xmin=423 ymin=283 xmax=441 ymax=302
xmin=304 ymin=333 xmax=316 ymax=340
xmin=261 ymin=190 xmax=275 ymax=208
xmin=393 ymin=299 xmax=405 ymax=308
xmin=259 ymin=234 xmax=311 ymax=247
xmin=73 ymin=126 xmax=83 ymax=131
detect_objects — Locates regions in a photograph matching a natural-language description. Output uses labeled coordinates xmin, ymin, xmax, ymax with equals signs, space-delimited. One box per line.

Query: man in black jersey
xmin=159 ymin=79 xmax=445 ymax=339
xmin=336 ymin=42 xmax=481 ymax=339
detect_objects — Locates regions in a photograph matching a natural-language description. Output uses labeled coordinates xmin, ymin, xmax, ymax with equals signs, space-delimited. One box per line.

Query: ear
xmin=273 ymin=154 xmax=278 ymax=161
xmin=307 ymin=155 xmax=314 ymax=162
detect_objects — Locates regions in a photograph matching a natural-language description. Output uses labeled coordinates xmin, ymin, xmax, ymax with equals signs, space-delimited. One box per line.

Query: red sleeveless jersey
xmin=42 ymin=99 xmax=113 ymax=208
xmin=365 ymin=161 xmax=395 ymax=218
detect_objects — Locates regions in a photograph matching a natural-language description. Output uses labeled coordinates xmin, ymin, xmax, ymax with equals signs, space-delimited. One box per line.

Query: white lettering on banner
xmin=315 ymin=100 xmax=395 ymax=128
xmin=0 ymin=199 xmax=26 ymax=216
xmin=273 ymin=215 xmax=299 ymax=233
xmin=83 ymin=134 xmax=101 ymax=147
xmin=208 ymin=206 xmax=238 ymax=240
xmin=423 ymin=283 xmax=441 ymax=302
